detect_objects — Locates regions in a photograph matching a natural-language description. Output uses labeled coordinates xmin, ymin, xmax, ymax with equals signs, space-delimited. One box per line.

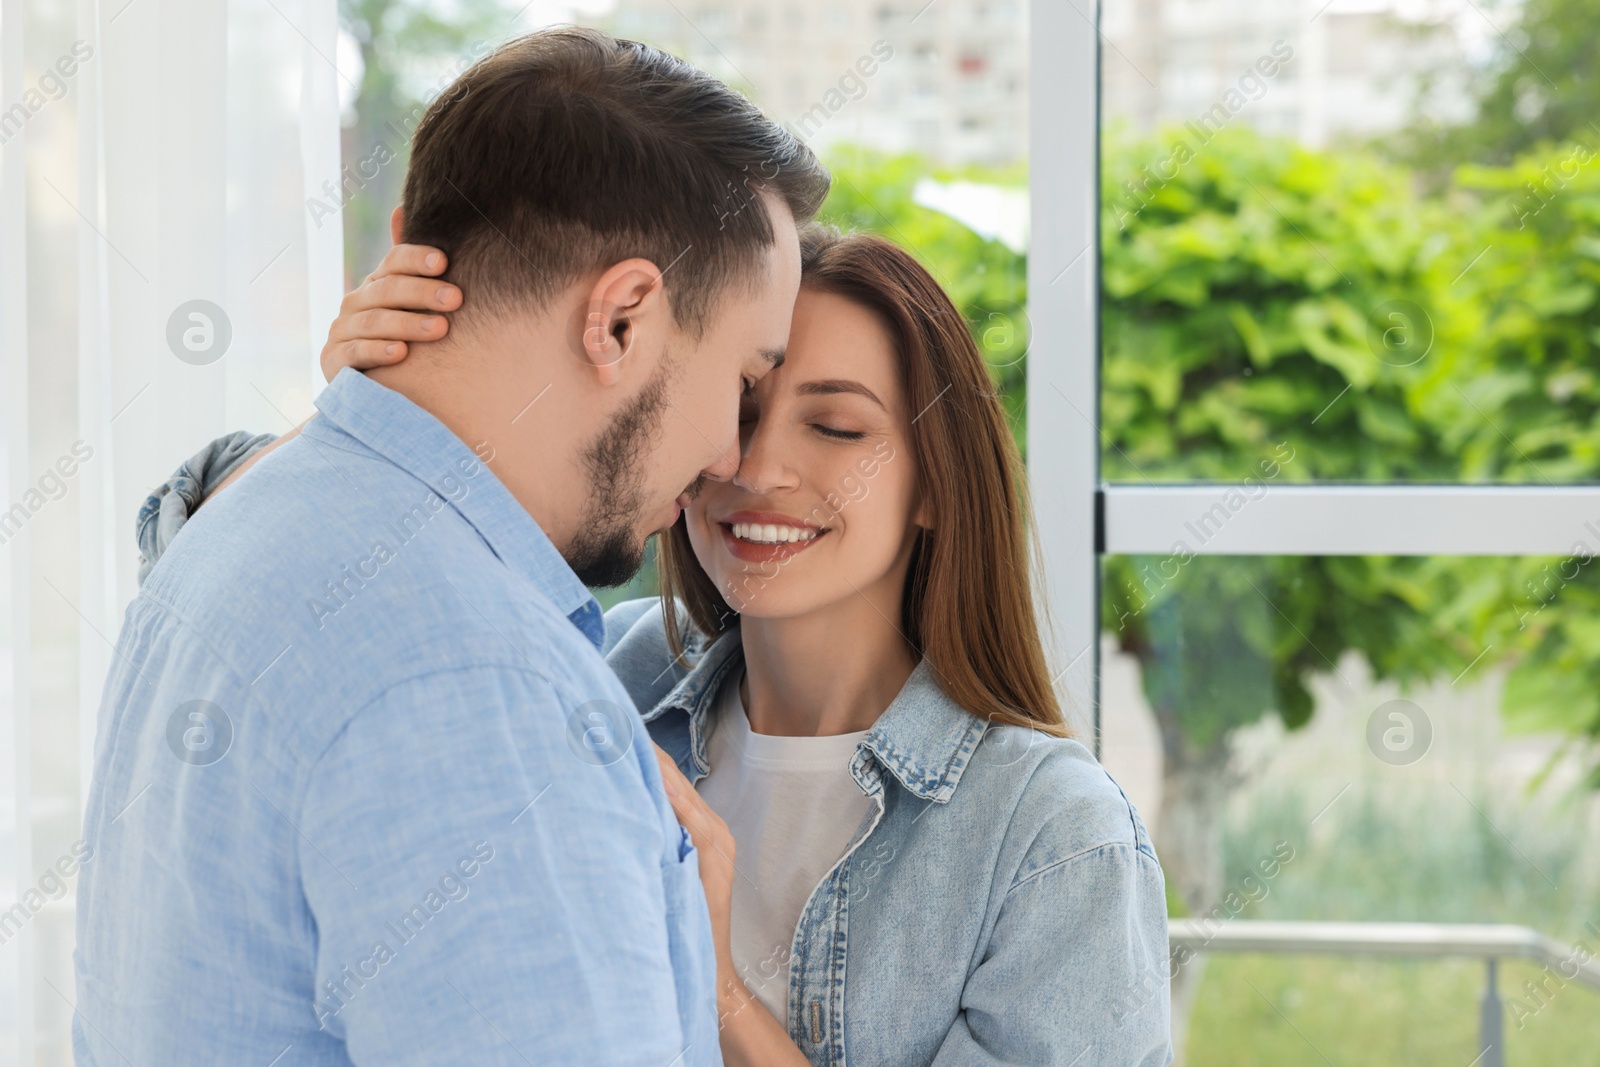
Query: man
xmin=74 ymin=27 xmax=828 ymax=1066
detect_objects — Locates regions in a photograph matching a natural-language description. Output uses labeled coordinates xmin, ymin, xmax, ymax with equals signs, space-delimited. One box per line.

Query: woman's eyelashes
xmin=738 ymin=392 xmax=877 ymax=441
xmin=813 ymin=423 xmax=868 ymax=441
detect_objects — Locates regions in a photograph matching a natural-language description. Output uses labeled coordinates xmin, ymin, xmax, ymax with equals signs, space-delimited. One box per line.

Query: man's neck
xmin=366 ymin=350 xmax=587 ymax=554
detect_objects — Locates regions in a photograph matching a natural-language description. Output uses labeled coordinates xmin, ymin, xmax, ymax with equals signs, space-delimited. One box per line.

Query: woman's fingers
xmin=363 ymin=243 xmax=449 ymax=283
xmin=654 ymin=745 xmax=698 ymax=820
xmin=321 ymin=247 xmax=460 ymax=382
xmin=338 ymin=274 xmax=461 ymax=323
xmin=321 ymin=318 xmax=433 ymax=379
xmin=653 ymin=746 xmax=729 ymax=845
xmin=322 ymin=338 xmax=412 ymax=374
xmin=332 ymin=307 xmax=449 ymax=345
xmin=651 ymin=744 xmax=734 ymax=958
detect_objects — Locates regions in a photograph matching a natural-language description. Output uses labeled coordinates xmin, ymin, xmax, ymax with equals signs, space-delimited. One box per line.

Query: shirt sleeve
xmin=136 ymin=431 xmax=278 ymax=584
xmin=929 ymin=842 xmax=1174 ymax=1067
xmin=295 ymin=663 xmax=714 ymax=1066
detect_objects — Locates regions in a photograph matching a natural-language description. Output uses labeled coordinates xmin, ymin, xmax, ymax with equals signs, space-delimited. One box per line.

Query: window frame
xmin=1024 ymin=0 xmax=1600 ymax=753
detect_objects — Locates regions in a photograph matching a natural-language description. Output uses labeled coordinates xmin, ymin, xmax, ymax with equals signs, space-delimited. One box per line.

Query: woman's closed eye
xmin=813 ymin=424 xmax=867 ymax=441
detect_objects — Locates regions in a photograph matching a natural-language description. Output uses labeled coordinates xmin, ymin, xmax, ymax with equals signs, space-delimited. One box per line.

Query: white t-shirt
xmin=695 ymin=671 xmax=875 ymax=1028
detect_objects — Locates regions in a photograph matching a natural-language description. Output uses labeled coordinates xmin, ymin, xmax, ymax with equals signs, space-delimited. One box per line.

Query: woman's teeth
xmin=730 ymin=522 xmax=820 ymax=545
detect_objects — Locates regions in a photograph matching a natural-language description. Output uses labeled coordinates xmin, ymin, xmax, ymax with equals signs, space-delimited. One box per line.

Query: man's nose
xmin=702 ymin=436 xmax=742 ymax=482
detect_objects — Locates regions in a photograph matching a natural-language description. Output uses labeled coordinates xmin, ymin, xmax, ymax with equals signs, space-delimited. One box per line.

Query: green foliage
xmin=1102 ymin=124 xmax=1471 ymax=482
xmin=1099 ymin=125 xmax=1600 ymax=778
xmin=1447 ymin=146 xmax=1600 ymax=482
xmin=1100 ymin=128 xmax=1466 ymax=746
xmin=816 ymin=150 xmax=1030 ymax=441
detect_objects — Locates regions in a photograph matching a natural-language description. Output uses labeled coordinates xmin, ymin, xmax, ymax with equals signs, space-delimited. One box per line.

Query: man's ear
xmin=389 ymin=206 xmax=405 ymax=246
xmin=582 ymin=259 xmax=668 ymax=387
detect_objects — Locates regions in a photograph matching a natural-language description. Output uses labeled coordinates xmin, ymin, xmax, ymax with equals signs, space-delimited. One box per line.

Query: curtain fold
xmin=0 ymin=2 xmax=342 ymax=1061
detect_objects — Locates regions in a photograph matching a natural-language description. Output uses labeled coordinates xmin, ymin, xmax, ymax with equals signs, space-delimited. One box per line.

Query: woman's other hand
xmin=652 ymin=744 xmax=736 ymax=967
xmin=651 ymin=745 xmax=809 ymax=1067
xmin=319 ymin=244 xmax=462 ymax=382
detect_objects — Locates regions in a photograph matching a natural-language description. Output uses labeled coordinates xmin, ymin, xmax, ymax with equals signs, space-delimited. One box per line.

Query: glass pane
xmin=1099 ymin=552 xmax=1600 ymax=1062
xmin=1098 ymin=0 xmax=1600 ymax=483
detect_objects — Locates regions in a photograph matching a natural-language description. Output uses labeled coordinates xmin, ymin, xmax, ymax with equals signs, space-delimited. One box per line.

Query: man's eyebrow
xmin=794 ymin=378 xmax=886 ymax=410
xmin=760 ymin=347 xmax=786 ymax=368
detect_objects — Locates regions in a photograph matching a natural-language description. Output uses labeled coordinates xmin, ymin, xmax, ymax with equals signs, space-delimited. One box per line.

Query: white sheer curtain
xmin=0 ymin=0 xmax=342 ymax=1060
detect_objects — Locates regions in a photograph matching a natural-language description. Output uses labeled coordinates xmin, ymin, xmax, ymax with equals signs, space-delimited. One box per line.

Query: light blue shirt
xmin=75 ymin=368 xmax=718 ymax=1066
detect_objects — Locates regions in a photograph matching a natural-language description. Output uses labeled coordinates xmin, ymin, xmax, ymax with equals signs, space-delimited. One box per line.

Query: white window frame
xmin=1024 ymin=0 xmax=1600 ymax=753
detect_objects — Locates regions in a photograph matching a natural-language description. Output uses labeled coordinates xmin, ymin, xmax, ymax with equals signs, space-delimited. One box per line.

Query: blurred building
xmin=605 ymin=0 xmax=1480 ymax=166
xmin=604 ymin=1 xmax=1029 ymax=165
xmin=1101 ymin=0 xmax=1480 ymax=147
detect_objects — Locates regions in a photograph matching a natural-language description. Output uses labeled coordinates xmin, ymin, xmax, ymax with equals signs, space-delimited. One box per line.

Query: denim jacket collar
xmin=641 ymin=621 xmax=989 ymax=805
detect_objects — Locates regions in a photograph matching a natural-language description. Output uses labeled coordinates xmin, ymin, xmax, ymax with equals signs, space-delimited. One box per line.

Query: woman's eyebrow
xmin=793 ymin=378 xmax=886 ymax=410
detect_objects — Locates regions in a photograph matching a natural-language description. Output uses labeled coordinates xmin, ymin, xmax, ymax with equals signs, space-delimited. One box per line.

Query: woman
xmin=141 ymin=227 xmax=1173 ymax=1066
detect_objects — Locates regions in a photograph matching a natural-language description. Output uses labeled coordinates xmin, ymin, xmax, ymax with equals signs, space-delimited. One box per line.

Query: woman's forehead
xmin=781 ymin=289 xmax=898 ymax=383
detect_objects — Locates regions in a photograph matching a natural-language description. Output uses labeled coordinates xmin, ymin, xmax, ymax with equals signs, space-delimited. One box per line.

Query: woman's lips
xmin=717 ymin=522 xmax=828 ymax=565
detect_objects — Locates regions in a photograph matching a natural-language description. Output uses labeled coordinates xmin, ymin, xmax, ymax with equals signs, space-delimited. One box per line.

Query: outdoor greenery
xmin=1188 ymin=953 xmax=1600 ymax=1065
xmin=336 ymin=0 xmax=514 ymax=283
xmin=1394 ymin=0 xmax=1600 ymax=171
xmin=1200 ymin=773 xmax=1600 ymax=1062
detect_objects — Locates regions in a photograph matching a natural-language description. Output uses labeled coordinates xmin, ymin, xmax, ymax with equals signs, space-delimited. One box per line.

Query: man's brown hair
xmin=401 ymin=27 xmax=831 ymax=334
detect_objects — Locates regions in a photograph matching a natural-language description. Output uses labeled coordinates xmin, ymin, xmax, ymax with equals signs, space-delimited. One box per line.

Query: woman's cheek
xmin=684 ymin=509 xmax=720 ymax=574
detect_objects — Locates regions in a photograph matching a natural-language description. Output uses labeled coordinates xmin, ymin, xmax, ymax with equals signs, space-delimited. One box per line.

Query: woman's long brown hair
xmin=657 ymin=224 xmax=1069 ymax=737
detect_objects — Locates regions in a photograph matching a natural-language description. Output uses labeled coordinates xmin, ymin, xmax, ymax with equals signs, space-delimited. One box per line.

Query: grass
xmin=1187 ymin=954 xmax=1600 ymax=1066
xmin=1182 ymin=771 xmax=1600 ymax=1062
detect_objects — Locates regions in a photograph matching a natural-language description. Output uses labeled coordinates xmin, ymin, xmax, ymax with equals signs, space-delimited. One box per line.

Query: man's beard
xmin=566 ymin=357 xmax=682 ymax=587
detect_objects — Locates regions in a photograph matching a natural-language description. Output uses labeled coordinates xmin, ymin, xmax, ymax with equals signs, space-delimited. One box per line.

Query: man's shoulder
xmin=140 ymin=435 xmax=597 ymax=699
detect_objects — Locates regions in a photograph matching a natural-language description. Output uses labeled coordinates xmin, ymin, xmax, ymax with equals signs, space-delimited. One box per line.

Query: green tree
xmin=816 ymin=151 xmax=1030 ymax=437
xmin=1438 ymin=146 xmax=1600 ymax=782
xmin=1102 ymin=121 xmax=1600 ymax=884
xmin=335 ymin=0 xmax=515 ymax=285
xmin=1397 ymin=0 xmax=1600 ymax=170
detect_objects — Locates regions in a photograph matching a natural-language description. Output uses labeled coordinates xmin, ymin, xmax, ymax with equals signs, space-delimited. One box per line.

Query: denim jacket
xmin=141 ymin=433 xmax=1173 ymax=1067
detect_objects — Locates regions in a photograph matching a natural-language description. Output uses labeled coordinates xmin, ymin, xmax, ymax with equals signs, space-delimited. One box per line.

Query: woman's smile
xmin=716 ymin=508 xmax=830 ymax=564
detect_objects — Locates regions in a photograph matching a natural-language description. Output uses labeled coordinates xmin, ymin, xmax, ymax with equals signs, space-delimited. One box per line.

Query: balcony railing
xmin=1168 ymin=919 xmax=1600 ymax=1067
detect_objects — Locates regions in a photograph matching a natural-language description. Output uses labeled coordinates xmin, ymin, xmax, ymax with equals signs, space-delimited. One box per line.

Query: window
xmin=1045 ymin=0 xmax=1600 ymax=1058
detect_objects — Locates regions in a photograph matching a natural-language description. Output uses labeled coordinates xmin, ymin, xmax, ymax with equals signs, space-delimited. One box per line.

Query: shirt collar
xmin=309 ymin=368 xmax=603 ymax=648
xmin=643 ymin=623 xmax=989 ymax=803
